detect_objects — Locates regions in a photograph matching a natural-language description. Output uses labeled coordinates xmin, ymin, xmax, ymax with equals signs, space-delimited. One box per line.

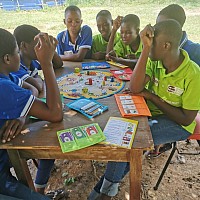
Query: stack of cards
xmin=110 ymin=68 xmax=132 ymax=81
xmin=115 ymin=94 xmax=151 ymax=117
xmin=66 ymin=97 xmax=108 ymax=119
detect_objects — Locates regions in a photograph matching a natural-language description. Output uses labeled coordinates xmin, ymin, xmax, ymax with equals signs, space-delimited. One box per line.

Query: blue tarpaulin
xmin=0 ymin=0 xmax=65 ymax=11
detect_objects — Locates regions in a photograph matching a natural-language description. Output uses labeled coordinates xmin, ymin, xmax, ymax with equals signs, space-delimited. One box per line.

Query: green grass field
xmin=0 ymin=1 xmax=199 ymax=42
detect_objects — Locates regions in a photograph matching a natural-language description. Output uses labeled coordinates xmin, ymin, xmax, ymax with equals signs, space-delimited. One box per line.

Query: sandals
xmin=145 ymin=143 xmax=172 ymax=158
xmin=46 ymin=189 xmax=67 ymax=200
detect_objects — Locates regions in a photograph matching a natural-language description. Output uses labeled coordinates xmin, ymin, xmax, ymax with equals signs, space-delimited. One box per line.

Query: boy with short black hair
xmin=88 ymin=19 xmax=200 ymax=200
xmin=57 ymin=5 xmax=92 ymax=61
xmin=0 ymin=28 xmax=63 ymax=199
xmin=106 ymin=14 xmax=142 ymax=68
xmin=157 ymin=4 xmax=200 ymax=66
xmin=12 ymin=24 xmax=63 ymax=93
xmin=92 ymin=10 xmax=120 ymax=60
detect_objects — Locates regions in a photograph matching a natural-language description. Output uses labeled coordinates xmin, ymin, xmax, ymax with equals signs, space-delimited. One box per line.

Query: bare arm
xmin=106 ymin=16 xmax=123 ymax=54
xmin=22 ymin=81 xmax=39 ymax=97
xmin=60 ymin=48 xmax=89 ymax=62
xmin=139 ymin=89 xmax=198 ymax=126
xmin=28 ymin=33 xmax=63 ymax=122
xmin=52 ymin=51 xmax=63 ymax=69
xmin=129 ymin=25 xmax=154 ymax=93
xmin=25 ymin=76 xmax=43 ymax=93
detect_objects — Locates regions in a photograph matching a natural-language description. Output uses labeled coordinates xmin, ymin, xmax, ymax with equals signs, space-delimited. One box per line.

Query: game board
xmin=57 ymin=70 xmax=125 ymax=99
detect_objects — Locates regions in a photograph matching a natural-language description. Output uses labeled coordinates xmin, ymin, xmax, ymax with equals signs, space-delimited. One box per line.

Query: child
xmin=57 ymin=5 xmax=92 ymax=61
xmin=92 ymin=10 xmax=120 ymax=60
xmin=106 ymin=14 xmax=142 ymax=68
xmin=12 ymin=24 xmax=63 ymax=93
xmin=88 ymin=20 xmax=200 ymax=199
xmin=156 ymin=4 xmax=200 ymax=66
xmin=0 ymin=28 xmax=63 ymax=199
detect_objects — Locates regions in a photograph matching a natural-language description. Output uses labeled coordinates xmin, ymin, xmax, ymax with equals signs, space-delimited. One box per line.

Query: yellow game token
xmin=74 ymin=67 xmax=80 ymax=73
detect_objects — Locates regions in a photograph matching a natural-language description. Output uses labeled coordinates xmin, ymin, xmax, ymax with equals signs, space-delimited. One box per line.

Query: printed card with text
xmin=57 ymin=123 xmax=106 ymax=153
xmin=115 ymin=94 xmax=151 ymax=117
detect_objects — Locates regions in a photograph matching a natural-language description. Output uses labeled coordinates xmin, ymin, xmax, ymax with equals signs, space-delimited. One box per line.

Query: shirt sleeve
xmin=0 ymin=82 xmax=35 ymax=119
xmin=12 ymin=65 xmax=30 ymax=81
xmin=92 ymin=36 xmax=98 ymax=53
xmin=114 ymin=40 xmax=126 ymax=57
xmin=182 ymin=72 xmax=200 ymax=110
xmin=79 ymin=25 xmax=92 ymax=49
xmin=56 ymin=32 xmax=64 ymax=55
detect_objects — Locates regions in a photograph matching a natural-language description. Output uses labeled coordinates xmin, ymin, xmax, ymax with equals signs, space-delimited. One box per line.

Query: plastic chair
xmin=154 ymin=113 xmax=200 ymax=190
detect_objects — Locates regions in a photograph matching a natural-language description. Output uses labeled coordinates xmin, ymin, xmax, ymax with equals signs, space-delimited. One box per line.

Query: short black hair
xmin=154 ymin=19 xmax=182 ymax=47
xmin=13 ymin=24 xmax=40 ymax=47
xmin=0 ymin=28 xmax=17 ymax=58
xmin=96 ymin=10 xmax=112 ymax=21
xmin=122 ymin=14 xmax=140 ymax=29
xmin=158 ymin=4 xmax=186 ymax=27
xmin=65 ymin=5 xmax=81 ymax=17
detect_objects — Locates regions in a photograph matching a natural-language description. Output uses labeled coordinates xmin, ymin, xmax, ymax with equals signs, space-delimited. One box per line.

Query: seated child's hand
xmin=34 ymin=33 xmax=58 ymax=66
xmin=113 ymin=16 xmax=123 ymax=31
xmin=140 ymin=24 xmax=154 ymax=48
xmin=93 ymin=52 xmax=106 ymax=60
xmin=125 ymin=54 xmax=136 ymax=59
xmin=106 ymin=50 xmax=117 ymax=61
xmin=0 ymin=117 xmax=26 ymax=143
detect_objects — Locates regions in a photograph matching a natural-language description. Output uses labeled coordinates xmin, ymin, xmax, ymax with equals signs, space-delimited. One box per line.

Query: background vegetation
xmin=0 ymin=0 xmax=199 ymax=42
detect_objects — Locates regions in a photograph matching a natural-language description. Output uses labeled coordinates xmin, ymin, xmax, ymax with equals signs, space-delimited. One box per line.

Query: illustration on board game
xmin=57 ymin=70 xmax=125 ymax=99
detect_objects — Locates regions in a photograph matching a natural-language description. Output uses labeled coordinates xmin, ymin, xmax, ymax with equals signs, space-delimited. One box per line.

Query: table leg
xmin=129 ymin=149 xmax=143 ymax=200
xmin=7 ymin=150 xmax=35 ymax=190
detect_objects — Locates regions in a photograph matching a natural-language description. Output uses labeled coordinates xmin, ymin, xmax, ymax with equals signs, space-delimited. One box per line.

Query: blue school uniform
xmin=11 ymin=59 xmax=41 ymax=81
xmin=56 ymin=25 xmax=92 ymax=57
xmin=0 ymin=73 xmax=35 ymax=172
xmin=181 ymin=31 xmax=200 ymax=66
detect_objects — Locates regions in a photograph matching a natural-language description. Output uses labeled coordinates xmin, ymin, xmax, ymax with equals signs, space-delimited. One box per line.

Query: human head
xmin=64 ymin=5 xmax=82 ymax=36
xmin=96 ymin=10 xmax=113 ymax=40
xmin=14 ymin=24 xmax=40 ymax=60
xmin=0 ymin=28 xmax=20 ymax=72
xmin=120 ymin=14 xmax=140 ymax=45
xmin=156 ymin=4 xmax=186 ymax=27
xmin=149 ymin=19 xmax=182 ymax=61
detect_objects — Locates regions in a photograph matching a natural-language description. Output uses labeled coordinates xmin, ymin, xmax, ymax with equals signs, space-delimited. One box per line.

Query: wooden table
xmin=0 ymin=61 xmax=153 ymax=200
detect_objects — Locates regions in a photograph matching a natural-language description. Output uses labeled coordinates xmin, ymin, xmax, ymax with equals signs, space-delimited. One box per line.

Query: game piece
xmin=82 ymin=87 xmax=88 ymax=93
xmin=57 ymin=70 xmax=125 ymax=99
xmin=110 ymin=77 xmax=114 ymax=82
xmin=74 ymin=67 xmax=80 ymax=73
xmin=88 ymin=78 xmax=93 ymax=85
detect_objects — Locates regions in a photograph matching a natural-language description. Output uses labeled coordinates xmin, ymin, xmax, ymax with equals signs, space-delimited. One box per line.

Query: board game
xmin=57 ymin=70 xmax=125 ymax=99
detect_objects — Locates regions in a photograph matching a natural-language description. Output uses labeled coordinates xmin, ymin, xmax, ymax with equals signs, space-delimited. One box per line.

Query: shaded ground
xmin=27 ymin=140 xmax=200 ymax=200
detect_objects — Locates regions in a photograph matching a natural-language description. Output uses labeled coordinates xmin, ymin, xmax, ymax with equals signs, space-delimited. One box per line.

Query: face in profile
xmin=10 ymin=44 xmax=20 ymax=72
xmin=25 ymin=39 xmax=38 ymax=60
xmin=96 ymin=16 xmax=112 ymax=40
xmin=64 ymin=10 xmax=82 ymax=35
xmin=120 ymin=22 xmax=138 ymax=45
xmin=149 ymin=33 xmax=165 ymax=61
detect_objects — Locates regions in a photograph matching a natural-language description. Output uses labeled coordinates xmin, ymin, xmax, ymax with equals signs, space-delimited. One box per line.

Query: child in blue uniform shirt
xmin=12 ymin=24 xmax=63 ymax=93
xmin=57 ymin=5 xmax=92 ymax=61
xmin=0 ymin=28 xmax=63 ymax=199
xmin=156 ymin=4 xmax=200 ymax=66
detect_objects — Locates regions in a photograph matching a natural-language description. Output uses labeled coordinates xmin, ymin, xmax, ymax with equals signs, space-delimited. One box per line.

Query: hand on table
xmin=0 ymin=117 xmax=26 ymax=143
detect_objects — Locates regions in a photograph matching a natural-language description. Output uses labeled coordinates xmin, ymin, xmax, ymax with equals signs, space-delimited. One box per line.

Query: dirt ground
xmin=27 ymin=140 xmax=200 ymax=200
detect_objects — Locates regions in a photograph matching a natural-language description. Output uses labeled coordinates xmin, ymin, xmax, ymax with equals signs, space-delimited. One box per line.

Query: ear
xmin=80 ymin=19 xmax=83 ymax=25
xmin=3 ymin=54 xmax=10 ymax=64
xmin=20 ymin=41 xmax=26 ymax=50
xmin=136 ymin=28 xmax=140 ymax=35
xmin=164 ymin=42 xmax=171 ymax=50
xmin=111 ymin=19 xmax=113 ymax=26
xmin=63 ymin=19 xmax=66 ymax=25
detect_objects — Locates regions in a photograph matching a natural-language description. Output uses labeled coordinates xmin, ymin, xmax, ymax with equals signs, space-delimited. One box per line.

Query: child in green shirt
xmin=92 ymin=10 xmax=120 ymax=60
xmin=106 ymin=14 xmax=142 ymax=68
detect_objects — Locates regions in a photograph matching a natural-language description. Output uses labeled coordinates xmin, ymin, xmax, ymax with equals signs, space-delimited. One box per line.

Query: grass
xmin=0 ymin=1 xmax=200 ymax=42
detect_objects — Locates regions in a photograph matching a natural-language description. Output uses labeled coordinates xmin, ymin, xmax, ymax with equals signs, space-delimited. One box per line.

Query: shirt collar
xmin=180 ymin=31 xmax=188 ymax=48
